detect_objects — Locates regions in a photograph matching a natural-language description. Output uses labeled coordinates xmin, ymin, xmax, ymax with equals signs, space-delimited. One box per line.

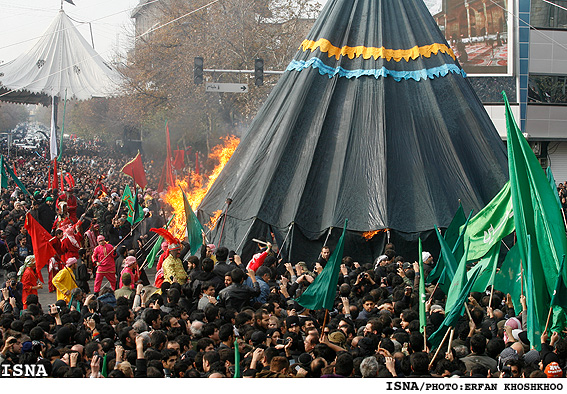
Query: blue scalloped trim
xmin=286 ymin=57 xmax=467 ymax=81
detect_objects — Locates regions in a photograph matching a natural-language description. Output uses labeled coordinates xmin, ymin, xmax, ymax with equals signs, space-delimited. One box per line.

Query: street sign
xmin=205 ymin=83 xmax=249 ymax=93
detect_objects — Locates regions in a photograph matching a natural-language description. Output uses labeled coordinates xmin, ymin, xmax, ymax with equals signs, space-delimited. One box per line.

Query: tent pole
xmin=277 ymin=222 xmax=293 ymax=259
xmin=217 ymin=197 xmax=232 ymax=247
xmin=236 ymin=218 xmax=256 ymax=253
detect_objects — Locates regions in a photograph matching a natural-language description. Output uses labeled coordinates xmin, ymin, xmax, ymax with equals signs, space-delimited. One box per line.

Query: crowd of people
xmin=0 ymin=138 xmax=566 ymax=379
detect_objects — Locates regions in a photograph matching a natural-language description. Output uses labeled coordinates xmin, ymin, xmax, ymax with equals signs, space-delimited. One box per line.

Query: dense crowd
xmin=0 ymin=139 xmax=566 ymax=379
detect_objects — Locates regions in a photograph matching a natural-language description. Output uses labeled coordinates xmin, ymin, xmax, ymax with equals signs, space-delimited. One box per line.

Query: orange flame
xmin=206 ymin=209 xmax=223 ymax=230
xmin=162 ymin=135 xmax=240 ymax=239
xmin=362 ymin=229 xmax=387 ymax=241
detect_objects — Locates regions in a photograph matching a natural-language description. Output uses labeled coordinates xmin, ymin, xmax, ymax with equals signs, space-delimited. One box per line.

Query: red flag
xmin=173 ymin=149 xmax=185 ymax=171
xmin=13 ymin=163 xmax=17 ymax=177
xmin=64 ymin=172 xmax=75 ymax=188
xmin=158 ymin=123 xmax=175 ymax=191
xmin=195 ymin=152 xmax=200 ymax=175
xmin=24 ymin=213 xmax=57 ymax=283
xmin=121 ymin=152 xmax=147 ymax=189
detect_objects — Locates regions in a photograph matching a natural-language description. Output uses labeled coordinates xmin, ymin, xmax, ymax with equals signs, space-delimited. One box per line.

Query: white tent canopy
xmin=0 ymin=10 xmax=121 ymax=105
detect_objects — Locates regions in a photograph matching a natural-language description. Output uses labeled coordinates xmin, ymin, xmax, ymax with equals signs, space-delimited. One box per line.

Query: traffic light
xmin=194 ymin=57 xmax=204 ymax=85
xmin=254 ymin=58 xmax=264 ymax=87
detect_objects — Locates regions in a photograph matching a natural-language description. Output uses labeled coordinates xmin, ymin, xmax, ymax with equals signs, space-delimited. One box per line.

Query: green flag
xmin=549 ymin=254 xmax=567 ymax=335
xmin=132 ymin=187 xmax=144 ymax=225
xmin=296 ymin=220 xmax=348 ymax=310
xmin=551 ymin=255 xmax=567 ymax=309
xmin=1 ymin=156 xmax=30 ymax=196
xmin=122 ymin=185 xmax=135 ymax=225
xmin=546 ymin=166 xmax=562 ymax=208
xmin=525 ymin=235 xmax=542 ymax=349
xmin=0 ymin=156 xmax=8 ymax=189
xmin=418 ymin=238 xmax=426 ymax=334
xmin=493 ymin=243 xmax=523 ymax=315
xmin=233 ymin=340 xmax=241 ymax=378
xmin=504 ymin=92 xmax=567 ymax=347
xmin=428 ymin=203 xmax=466 ymax=282
xmin=468 ymin=243 xmax=499 ymax=293
xmin=434 ymin=223 xmax=468 ymax=295
xmin=145 ymin=215 xmax=175 ymax=269
xmin=443 ymin=240 xmax=470 ymax=315
xmin=101 ymin=354 xmax=108 ymax=378
xmin=461 ymin=180 xmax=514 ymax=261
xmin=428 ymin=266 xmax=481 ymax=349
xmin=180 ymin=187 xmax=204 ymax=256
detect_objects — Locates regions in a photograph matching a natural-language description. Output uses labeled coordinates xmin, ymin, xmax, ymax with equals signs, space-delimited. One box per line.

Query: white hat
xmin=422 ymin=251 xmax=432 ymax=262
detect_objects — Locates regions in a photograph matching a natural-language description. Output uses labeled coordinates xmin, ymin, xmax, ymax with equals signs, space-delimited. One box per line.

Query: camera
xmin=48 ymin=304 xmax=61 ymax=314
xmin=500 ymin=365 xmax=511 ymax=378
xmin=276 ymin=338 xmax=285 ymax=345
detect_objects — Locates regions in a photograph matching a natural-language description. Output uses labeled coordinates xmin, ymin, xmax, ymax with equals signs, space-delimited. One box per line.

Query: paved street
xmin=31 ymin=265 xmax=158 ymax=308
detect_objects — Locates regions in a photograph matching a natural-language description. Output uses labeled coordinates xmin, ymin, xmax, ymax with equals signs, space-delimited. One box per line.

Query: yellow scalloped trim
xmin=300 ymin=38 xmax=456 ymax=62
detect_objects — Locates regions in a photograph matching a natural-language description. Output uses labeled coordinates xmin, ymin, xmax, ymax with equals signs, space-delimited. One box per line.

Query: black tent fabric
xmin=197 ymin=0 xmax=508 ymax=264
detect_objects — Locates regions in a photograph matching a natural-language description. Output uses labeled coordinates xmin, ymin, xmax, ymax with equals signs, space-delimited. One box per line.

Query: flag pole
xmin=99 ymin=216 xmax=148 ymax=261
xmin=543 ymin=306 xmax=554 ymax=335
xmin=427 ymin=283 xmax=439 ymax=303
xmin=320 ymin=309 xmax=329 ymax=337
xmin=446 ymin=328 xmax=455 ymax=352
xmin=488 ymin=285 xmax=494 ymax=309
xmin=423 ymin=326 xmax=427 ymax=352
xmin=464 ymin=302 xmax=473 ymax=322
xmin=429 ymin=327 xmax=451 ymax=369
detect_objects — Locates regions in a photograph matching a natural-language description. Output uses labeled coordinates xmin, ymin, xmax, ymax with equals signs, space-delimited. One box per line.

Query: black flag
xmin=64 ymin=0 xmax=76 ymax=5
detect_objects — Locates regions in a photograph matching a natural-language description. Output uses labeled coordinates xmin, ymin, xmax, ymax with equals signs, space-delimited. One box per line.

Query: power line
xmin=0 ymin=0 xmax=223 ymax=100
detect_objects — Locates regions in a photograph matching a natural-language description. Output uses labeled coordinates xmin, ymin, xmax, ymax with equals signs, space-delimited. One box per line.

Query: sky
xmin=0 ymin=0 xmax=439 ymax=65
xmin=0 ymin=0 xmax=139 ymax=63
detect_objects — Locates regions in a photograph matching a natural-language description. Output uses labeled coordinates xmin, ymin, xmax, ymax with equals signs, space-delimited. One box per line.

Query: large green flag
xmin=418 ymin=238 xmax=426 ymax=334
xmin=550 ymin=255 xmax=567 ymax=334
xmin=525 ymin=235 xmax=542 ymax=349
xmin=493 ymin=243 xmax=523 ymax=315
xmin=546 ymin=166 xmax=562 ymax=208
xmin=504 ymin=92 xmax=567 ymax=347
xmin=428 ymin=267 xmax=481 ymax=349
xmin=461 ymin=181 xmax=514 ymax=261
xmin=180 ymin=187 xmax=204 ymax=256
xmin=443 ymin=240 xmax=470 ymax=314
xmin=551 ymin=255 xmax=567 ymax=309
xmin=468 ymin=243 xmax=499 ymax=293
xmin=428 ymin=203 xmax=467 ymax=282
xmin=434 ymin=224 xmax=460 ymax=295
xmin=434 ymin=220 xmax=472 ymax=294
xmin=296 ymin=220 xmax=347 ymax=310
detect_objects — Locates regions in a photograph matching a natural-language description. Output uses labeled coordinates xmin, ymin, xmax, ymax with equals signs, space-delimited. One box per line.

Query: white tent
xmin=0 ymin=10 xmax=121 ymax=105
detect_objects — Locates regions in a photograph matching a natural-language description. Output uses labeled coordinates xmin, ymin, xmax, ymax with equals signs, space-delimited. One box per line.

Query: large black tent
xmin=197 ymin=0 xmax=508 ymax=263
